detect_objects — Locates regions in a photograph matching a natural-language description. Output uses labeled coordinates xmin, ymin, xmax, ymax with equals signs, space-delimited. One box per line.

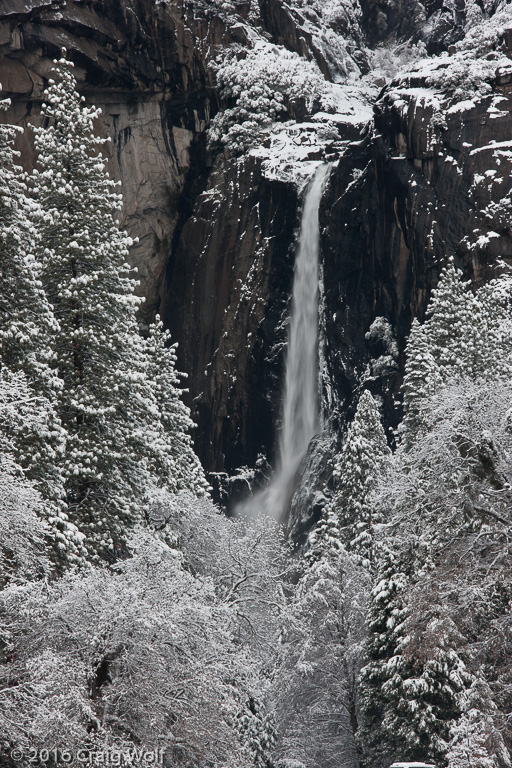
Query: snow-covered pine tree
xmin=31 ymin=54 xmax=157 ymax=559
xmin=401 ymin=257 xmax=511 ymax=449
xmin=331 ymin=389 xmax=390 ymax=566
xmin=0 ymin=94 xmax=53 ymax=376
xmin=144 ymin=315 xmax=208 ymax=496
xmin=0 ymin=92 xmax=84 ymax=563
xmin=420 ymin=256 xmax=510 ymax=386
xmin=306 ymin=498 xmax=343 ymax=565
xmin=357 ymin=550 xmax=411 ymax=768
xmin=423 ymin=257 xmax=473 ymax=382
xmin=236 ymin=695 xmax=277 ymax=768
xmin=360 ymin=257 xmax=512 ymax=768
xmin=358 ymin=550 xmax=472 ymax=768
xmin=400 ymin=318 xmax=439 ymax=449
xmin=471 ymin=275 xmax=512 ymax=380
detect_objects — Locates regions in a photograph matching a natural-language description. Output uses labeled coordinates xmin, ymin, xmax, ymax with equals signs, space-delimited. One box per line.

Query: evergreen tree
xmin=306 ymin=499 xmax=343 ymax=565
xmin=424 ymin=257 xmax=473 ymax=382
xmin=236 ymin=696 xmax=277 ymax=768
xmin=358 ymin=552 xmax=470 ymax=768
xmin=472 ymin=277 xmax=512 ymax=380
xmin=31 ymin=55 xmax=155 ymax=559
xmin=144 ymin=315 xmax=208 ymax=496
xmin=401 ymin=258 xmax=511 ymax=448
xmin=0 ymin=95 xmax=52 ymax=374
xmin=360 ymin=258 xmax=512 ymax=768
xmin=400 ymin=318 xmax=439 ymax=449
xmin=331 ymin=389 xmax=391 ymax=566
xmin=418 ymin=257 xmax=510 ymax=389
xmin=357 ymin=550 xmax=410 ymax=768
xmin=0 ymin=93 xmax=84 ymax=563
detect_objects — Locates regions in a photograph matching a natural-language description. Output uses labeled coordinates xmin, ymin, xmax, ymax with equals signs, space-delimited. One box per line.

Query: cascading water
xmin=249 ymin=163 xmax=331 ymax=521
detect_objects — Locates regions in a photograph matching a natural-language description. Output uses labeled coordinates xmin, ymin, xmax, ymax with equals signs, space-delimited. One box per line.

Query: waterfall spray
xmin=264 ymin=163 xmax=331 ymax=520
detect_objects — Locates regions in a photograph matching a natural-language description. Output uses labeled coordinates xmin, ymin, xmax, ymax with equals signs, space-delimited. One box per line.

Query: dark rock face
xmin=360 ymin=0 xmax=467 ymax=52
xmin=259 ymin=0 xmax=368 ymax=80
xmin=162 ymin=154 xmax=298 ymax=475
xmin=322 ymin=79 xmax=512 ymax=421
xmin=284 ymin=432 xmax=335 ymax=547
xmin=259 ymin=0 xmax=333 ymax=79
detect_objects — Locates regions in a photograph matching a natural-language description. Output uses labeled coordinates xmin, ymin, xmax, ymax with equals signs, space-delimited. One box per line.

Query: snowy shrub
xmin=399 ymin=14 xmax=511 ymax=104
xmin=146 ymin=489 xmax=290 ymax=666
xmin=461 ymin=4 xmax=512 ymax=56
xmin=209 ymin=40 xmax=337 ymax=154
xmin=382 ymin=6 xmax=512 ymax=103
xmin=365 ymin=316 xmax=399 ymax=376
xmin=0 ymin=369 xmax=52 ymax=583
xmin=366 ymin=41 xmax=428 ymax=83
xmin=157 ymin=0 xmax=246 ymax=23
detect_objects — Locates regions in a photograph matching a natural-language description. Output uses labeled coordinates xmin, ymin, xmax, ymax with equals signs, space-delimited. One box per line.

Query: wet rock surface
xmin=162 ymin=154 xmax=298 ymax=476
xmin=322 ymin=77 xmax=512 ymax=444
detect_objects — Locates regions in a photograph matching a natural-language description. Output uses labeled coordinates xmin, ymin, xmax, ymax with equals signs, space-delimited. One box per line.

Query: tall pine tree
xmin=424 ymin=258 xmax=473 ymax=382
xmin=31 ymin=55 xmax=208 ymax=558
xmin=31 ymin=55 xmax=155 ymax=558
xmin=144 ymin=316 xmax=208 ymax=496
xmin=358 ymin=549 xmax=471 ymax=768
xmin=400 ymin=318 xmax=439 ymax=449
xmin=331 ymin=389 xmax=390 ymax=566
xmin=0 ymin=92 xmax=84 ymax=563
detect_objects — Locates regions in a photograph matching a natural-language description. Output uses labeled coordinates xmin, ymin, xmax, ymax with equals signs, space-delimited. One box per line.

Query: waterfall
xmin=264 ymin=163 xmax=331 ymax=520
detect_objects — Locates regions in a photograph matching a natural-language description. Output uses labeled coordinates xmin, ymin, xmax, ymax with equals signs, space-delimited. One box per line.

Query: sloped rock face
xmin=259 ymin=0 xmax=333 ymax=79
